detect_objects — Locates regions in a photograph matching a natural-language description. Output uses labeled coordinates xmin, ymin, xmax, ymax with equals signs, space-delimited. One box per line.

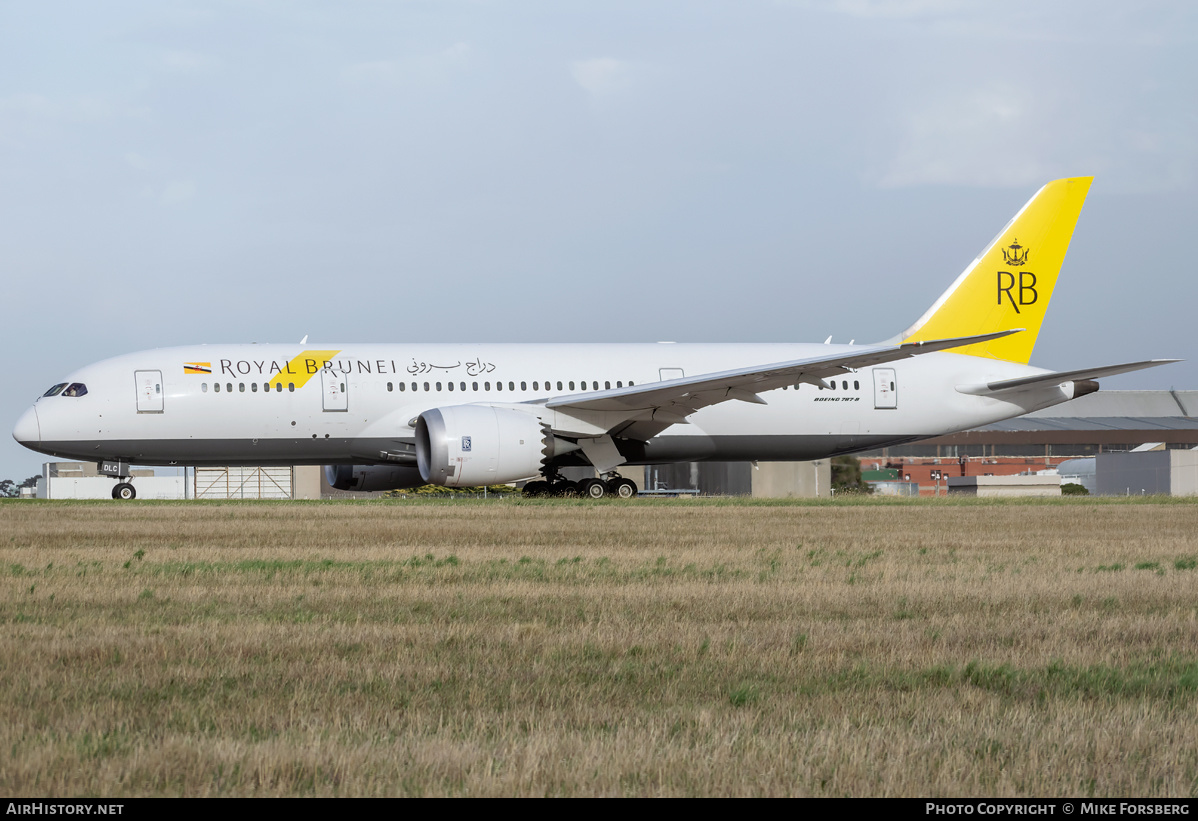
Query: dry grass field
xmin=1 ymin=496 xmax=1196 ymax=797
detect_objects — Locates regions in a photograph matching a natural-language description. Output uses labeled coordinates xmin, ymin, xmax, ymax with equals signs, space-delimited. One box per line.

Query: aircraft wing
xmin=543 ymin=330 xmax=1019 ymax=439
xmin=956 ymin=359 xmax=1182 ymax=396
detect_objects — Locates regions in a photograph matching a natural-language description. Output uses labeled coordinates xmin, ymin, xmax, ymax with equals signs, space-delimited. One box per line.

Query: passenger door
xmin=322 ymin=367 xmax=348 ymax=412
xmin=135 ymin=370 xmax=164 ymax=413
xmin=873 ymin=368 xmax=897 ymax=409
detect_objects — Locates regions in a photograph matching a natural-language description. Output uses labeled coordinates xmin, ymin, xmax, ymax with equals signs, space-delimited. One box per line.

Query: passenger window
xmin=251 ymin=383 xmax=258 ymax=393
xmin=387 ymin=382 xmax=393 ymax=392
xmin=473 ymin=382 xmax=478 ymax=391
xmin=508 ymin=382 xmax=515 ymax=391
xmin=605 ymin=381 xmax=611 ymax=390
xmin=448 ymin=381 xmax=454 ymax=391
xmin=276 ymin=383 xmax=282 ymax=392
xmin=828 ymin=382 xmax=834 ymax=390
xmin=42 ymin=383 xmax=67 ymax=397
xmin=532 ymin=381 xmax=538 ymax=391
xmin=854 ymin=380 xmax=860 ymax=390
xmin=436 ymin=382 xmax=442 ymax=391
xmin=239 ymin=383 xmax=245 ymax=392
xmin=423 ymin=382 xmax=430 ymax=392
xmin=629 ymin=381 xmax=634 ymax=386
xmin=287 ymin=383 xmax=294 ymax=392
xmin=842 ymin=381 xmax=848 ymax=390
xmin=485 ymin=382 xmax=490 ymax=391
xmin=214 ymin=383 xmax=221 ymax=393
xmin=399 ymin=382 xmax=406 ymax=392
xmin=557 ymin=381 xmax=563 ymax=391
xmin=520 ymin=381 xmax=527 ymax=391
xmin=593 ymin=381 xmax=598 ymax=390
xmin=569 ymin=381 xmax=575 ymax=390
xmin=617 ymin=381 xmax=623 ymax=388
xmin=410 ymin=382 xmax=416 ymax=392
xmin=496 ymin=382 xmax=502 ymax=391
xmin=202 ymin=383 xmax=208 ymax=393
xmin=460 ymin=382 xmax=465 ymax=392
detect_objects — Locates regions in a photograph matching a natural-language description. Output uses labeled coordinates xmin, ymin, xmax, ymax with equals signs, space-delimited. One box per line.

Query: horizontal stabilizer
xmin=956 ymin=359 xmax=1181 ymax=396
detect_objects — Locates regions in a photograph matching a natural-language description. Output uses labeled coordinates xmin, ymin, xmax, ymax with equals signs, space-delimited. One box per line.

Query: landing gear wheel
xmin=113 ymin=482 xmax=136 ymax=500
xmin=609 ymin=478 xmax=638 ymax=499
xmin=581 ymin=478 xmax=608 ymax=499
xmin=522 ymin=480 xmax=549 ymax=498
xmin=553 ymin=481 xmax=579 ymax=498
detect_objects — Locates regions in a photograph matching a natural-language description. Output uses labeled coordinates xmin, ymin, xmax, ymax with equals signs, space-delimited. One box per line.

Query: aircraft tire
xmin=581 ymin=478 xmax=607 ymax=499
xmin=609 ymin=478 xmax=637 ymax=499
xmin=553 ymin=481 xmax=579 ymax=498
xmin=114 ymin=483 xmax=136 ymax=500
xmin=522 ymin=481 xmax=548 ymax=498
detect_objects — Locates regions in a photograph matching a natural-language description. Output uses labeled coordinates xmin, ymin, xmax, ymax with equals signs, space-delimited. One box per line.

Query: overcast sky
xmin=3 ymin=0 xmax=1195 ymax=480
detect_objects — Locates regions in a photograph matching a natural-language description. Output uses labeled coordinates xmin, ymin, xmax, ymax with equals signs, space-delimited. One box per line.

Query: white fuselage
xmin=15 ymin=342 xmax=1069 ymax=469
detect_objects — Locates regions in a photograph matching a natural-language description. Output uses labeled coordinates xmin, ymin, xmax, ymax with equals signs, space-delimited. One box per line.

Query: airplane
xmin=12 ymin=176 xmax=1178 ymax=499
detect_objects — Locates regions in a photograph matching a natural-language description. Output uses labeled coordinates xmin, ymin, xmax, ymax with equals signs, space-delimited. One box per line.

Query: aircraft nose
xmin=13 ymin=406 xmax=40 ymax=446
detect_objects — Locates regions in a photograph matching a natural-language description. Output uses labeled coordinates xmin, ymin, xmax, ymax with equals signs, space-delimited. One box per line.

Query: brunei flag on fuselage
xmin=183 ymin=362 xmax=212 ymax=375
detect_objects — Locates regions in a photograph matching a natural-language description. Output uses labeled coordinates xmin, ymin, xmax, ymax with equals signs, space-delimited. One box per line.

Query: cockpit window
xmin=62 ymin=383 xmax=88 ymax=397
xmin=43 ymin=383 xmax=67 ymax=397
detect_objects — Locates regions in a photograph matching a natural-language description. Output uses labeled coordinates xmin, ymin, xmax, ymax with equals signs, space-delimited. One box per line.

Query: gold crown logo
xmin=1001 ymin=239 xmax=1029 ymax=267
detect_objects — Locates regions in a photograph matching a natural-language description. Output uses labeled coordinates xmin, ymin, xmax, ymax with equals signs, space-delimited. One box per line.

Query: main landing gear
xmin=579 ymin=476 xmax=637 ymax=499
xmin=521 ymin=477 xmax=576 ymax=498
xmin=112 ymin=482 xmax=137 ymax=500
xmin=523 ymin=472 xmax=637 ymax=499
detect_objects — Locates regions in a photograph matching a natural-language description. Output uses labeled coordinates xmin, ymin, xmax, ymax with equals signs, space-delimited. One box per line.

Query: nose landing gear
xmin=99 ymin=461 xmax=137 ymax=500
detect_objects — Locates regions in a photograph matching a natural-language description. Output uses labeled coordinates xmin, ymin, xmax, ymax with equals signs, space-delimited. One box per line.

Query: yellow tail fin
xmin=901 ymin=177 xmax=1093 ymax=364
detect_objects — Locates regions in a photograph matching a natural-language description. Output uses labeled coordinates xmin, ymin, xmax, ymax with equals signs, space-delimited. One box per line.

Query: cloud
xmin=821 ymin=0 xmax=969 ymax=18
xmin=570 ymin=58 xmax=633 ymax=96
xmin=0 ymin=93 xmax=141 ymax=124
xmin=162 ymin=50 xmax=221 ymax=74
xmin=341 ymin=43 xmax=471 ymax=87
xmin=342 ymin=59 xmax=402 ymax=84
xmin=124 ymin=152 xmax=153 ymax=171
xmin=0 ymin=94 xmax=149 ymax=148
xmin=443 ymin=41 xmax=471 ymax=64
xmin=876 ymin=84 xmax=1056 ymax=188
xmin=160 ymin=180 xmax=196 ymax=205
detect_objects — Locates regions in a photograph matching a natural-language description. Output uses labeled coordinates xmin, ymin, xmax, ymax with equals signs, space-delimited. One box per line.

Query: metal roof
xmin=958 ymin=391 xmax=1198 ymax=434
xmin=980 ymin=416 xmax=1198 ymax=433
xmin=1023 ymin=390 xmax=1197 ymax=419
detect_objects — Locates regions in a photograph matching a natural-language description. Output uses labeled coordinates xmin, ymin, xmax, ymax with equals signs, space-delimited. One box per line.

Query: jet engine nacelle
xmin=416 ymin=404 xmax=550 ymax=487
xmin=324 ymin=464 xmax=424 ymax=492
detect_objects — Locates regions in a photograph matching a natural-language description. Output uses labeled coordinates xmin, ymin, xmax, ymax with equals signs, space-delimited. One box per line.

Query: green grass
xmin=2 ymin=498 xmax=1197 ymax=796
